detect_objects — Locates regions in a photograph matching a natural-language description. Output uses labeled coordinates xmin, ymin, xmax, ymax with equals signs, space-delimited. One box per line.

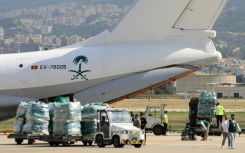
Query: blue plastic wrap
xmin=53 ymin=102 xmax=82 ymax=136
xmin=25 ymin=102 xmax=50 ymax=120
xmin=81 ymin=103 xmax=109 ymax=116
xmin=197 ymin=91 xmax=217 ymax=117
xmin=80 ymin=103 xmax=109 ymax=135
xmin=22 ymin=119 xmax=49 ymax=135
xmin=22 ymin=102 xmax=50 ymax=134
xmin=13 ymin=119 xmax=25 ymax=134
xmin=54 ymin=102 xmax=81 ymax=121
xmin=13 ymin=102 xmax=29 ymax=133
xmin=15 ymin=102 xmax=29 ymax=119
xmin=53 ymin=121 xmax=81 ymax=136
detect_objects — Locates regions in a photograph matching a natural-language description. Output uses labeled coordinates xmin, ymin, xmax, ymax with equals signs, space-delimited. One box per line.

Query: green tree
xmin=154 ymin=84 xmax=175 ymax=95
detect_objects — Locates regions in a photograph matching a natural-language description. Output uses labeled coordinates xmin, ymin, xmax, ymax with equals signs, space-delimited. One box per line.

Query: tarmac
xmin=1 ymin=133 xmax=245 ymax=153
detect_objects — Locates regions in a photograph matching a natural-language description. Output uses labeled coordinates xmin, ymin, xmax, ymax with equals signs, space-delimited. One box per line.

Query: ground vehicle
xmin=82 ymin=108 xmax=145 ymax=148
xmin=145 ymin=105 xmax=166 ymax=135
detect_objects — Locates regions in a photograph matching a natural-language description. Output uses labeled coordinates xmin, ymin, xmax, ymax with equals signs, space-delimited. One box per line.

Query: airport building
xmin=212 ymin=83 xmax=245 ymax=99
xmin=175 ymin=71 xmax=237 ymax=96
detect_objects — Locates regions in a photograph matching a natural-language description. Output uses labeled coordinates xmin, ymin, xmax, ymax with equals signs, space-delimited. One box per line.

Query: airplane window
xmin=19 ymin=64 xmax=23 ymax=68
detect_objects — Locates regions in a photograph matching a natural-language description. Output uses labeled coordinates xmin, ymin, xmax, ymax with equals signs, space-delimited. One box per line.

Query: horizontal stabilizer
xmin=173 ymin=0 xmax=228 ymax=30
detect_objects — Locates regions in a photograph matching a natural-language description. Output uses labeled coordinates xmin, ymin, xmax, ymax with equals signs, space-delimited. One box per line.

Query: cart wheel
xmin=49 ymin=142 xmax=54 ymax=146
xmin=96 ymin=135 xmax=105 ymax=148
xmin=28 ymin=139 xmax=34 ymax=145
xmin=83 ymin=141 xmax=88 ymax=146
xmin=88 ymin=141 xmax=93 ymax=146
xmin=15 ymin=139 xmax=23 ymax=145
xmin=153 ymin=125 xmax=163 ymax=136
xmin=113 ymin=136 xmax=123 ymax=148
xmin=134 ymin=144 xmax=142 ymax=148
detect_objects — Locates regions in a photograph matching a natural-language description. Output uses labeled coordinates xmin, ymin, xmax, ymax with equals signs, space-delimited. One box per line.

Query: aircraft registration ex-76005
xmin=0 ymin=0 xmax=227 ymax=120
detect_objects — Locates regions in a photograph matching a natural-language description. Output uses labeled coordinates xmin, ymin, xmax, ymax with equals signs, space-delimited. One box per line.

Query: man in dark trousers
xmin=140 ymin=112 xmax=147 ymax=145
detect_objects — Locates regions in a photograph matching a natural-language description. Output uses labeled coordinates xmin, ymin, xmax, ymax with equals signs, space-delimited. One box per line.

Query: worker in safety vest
xmin=216 ymin=102 xmax=225 ymax=128
xmin=162 ymin=111 xmax=168 ymax=135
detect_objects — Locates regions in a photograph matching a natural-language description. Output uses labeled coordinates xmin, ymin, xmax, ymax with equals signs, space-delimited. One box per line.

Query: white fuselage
xmin=0 ymin=38 xmax=221 ymax=100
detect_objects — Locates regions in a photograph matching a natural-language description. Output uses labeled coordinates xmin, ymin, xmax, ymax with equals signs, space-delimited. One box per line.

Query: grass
xmin=0 ymin=118 xmax=14 ymax=132
xmin=168 ymin=111 xmax=245 ymax=132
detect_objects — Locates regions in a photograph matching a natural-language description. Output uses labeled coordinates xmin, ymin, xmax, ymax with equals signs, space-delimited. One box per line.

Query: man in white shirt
xmin=221 ymin=115 xmax=230 ymax=148
xmin=228 ymin=114 xmax=241 ymax=149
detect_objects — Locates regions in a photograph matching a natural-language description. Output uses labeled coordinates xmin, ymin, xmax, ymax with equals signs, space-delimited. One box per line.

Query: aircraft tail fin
xmin=81 ymin=0 xmax=228 ymax=46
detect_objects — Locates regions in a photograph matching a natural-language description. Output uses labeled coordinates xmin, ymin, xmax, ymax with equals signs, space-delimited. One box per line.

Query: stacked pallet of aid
xmin=53 ymin=102 xmax=81 ymax=136
xmin=13 ymin=102 xmax=29 ymax=134
xmin=197 ymin=91 xmax=217 ymax=118
xmin=22 ymin=102 xmax=50 ymax=135
xmin=81 ymin=103 xmax=109 ymax=135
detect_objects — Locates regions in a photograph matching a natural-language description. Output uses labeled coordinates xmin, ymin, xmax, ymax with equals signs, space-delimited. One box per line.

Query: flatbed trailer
xmin=8 ymin=133 xmax=94 ymax=146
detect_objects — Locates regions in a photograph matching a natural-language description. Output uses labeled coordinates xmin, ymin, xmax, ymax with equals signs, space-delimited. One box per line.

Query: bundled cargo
xmin=25 ymin=102 xmax=49 ymax=120
xmin=13 ymin=102 xmax=29 ymax=133
xmin=81 ymin=103 xmax=109 ymax=116
xmin=81 ymin=103 xmax=109 ymax=135
xmin=54 ymin=102 xmax=81 ymax=121
xmin=197 ymin=91 xmax=217 ymax=117
xmin=13 ymin=119 xmax=25 ymax=134
xmin=53 ymin=102 xmax=81 ymax=136
xmin=199 ymin=91 xmax=216 ymax=104
xmin=81 ymin=118 xmax=97 ymax=135
xmin=53 ymin=121 xmax=81 ymax=136
xmin=22 ymin=119 xmax=49 ymax=135
xmin=23 ymin=102 xmax=50 ymax=134
xmin=15 ymin=102 xmax=29 ymax=119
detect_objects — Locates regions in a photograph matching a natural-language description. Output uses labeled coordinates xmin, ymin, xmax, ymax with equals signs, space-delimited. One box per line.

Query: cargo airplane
xmin=0 ymin=0 xmax=227 ymax=120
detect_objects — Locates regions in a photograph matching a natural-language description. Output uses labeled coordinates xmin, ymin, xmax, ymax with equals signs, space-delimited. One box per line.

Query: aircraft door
xmin=99 ymin=111 xmax=110 ymax=138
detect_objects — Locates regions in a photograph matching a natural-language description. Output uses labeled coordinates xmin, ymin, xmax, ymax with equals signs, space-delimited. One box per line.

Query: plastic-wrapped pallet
xmin=23 ymin=102 xmax=50 ymax=134
xmin=54 ymin=102 xmax=81 ymax=121
xmin=13 ymin=119 xmax=25 ymax=134
xmin=81 ymin=103 xmax=109 ymax=136
xmin=81 ymin=119 xmax=97 ymax=135
xmin=199 ymin=91 xmax=216 ymax=104
xmin=13 ymin=102 xmax=29 ymax=133
xmin=53 ymin=102 xmax=81 ymax=136
xmin=22 ymin=119 xmax=49 ymax=134
xmin=25 ymin=102 xmax=49 ymax=120
xmin=197 ymin=91 xmax=217 ymax=117
xmin=81 ymin=103 xmax=109 ymax=116
xmin=16 ymin=102 xmax=29 ymax=119
xmin=53 ymin=121 xmax=81 ymax=136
